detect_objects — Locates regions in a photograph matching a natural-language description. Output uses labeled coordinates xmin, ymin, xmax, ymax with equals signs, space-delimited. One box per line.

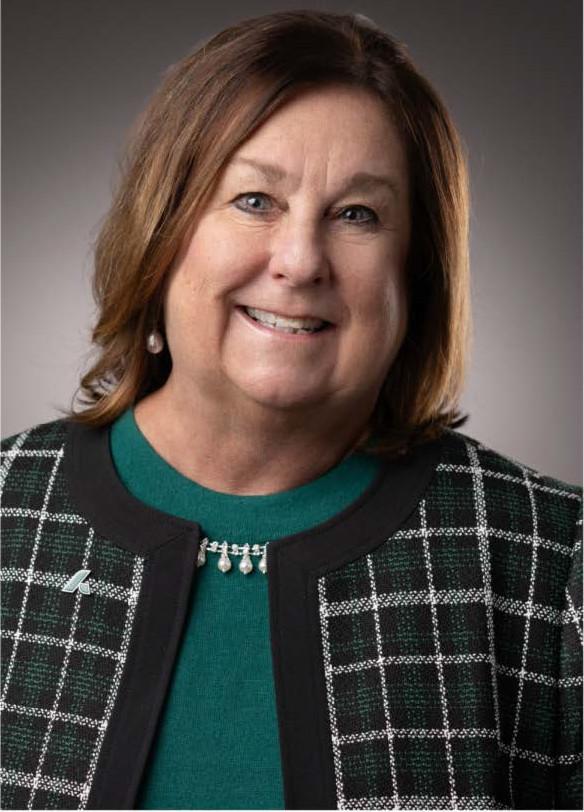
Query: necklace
xmin=197 ymin=538 xmax=268 ymax=574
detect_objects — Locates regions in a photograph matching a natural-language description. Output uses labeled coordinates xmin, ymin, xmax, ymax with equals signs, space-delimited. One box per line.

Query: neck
xmin=133 ymin=378 xmax=372 ymax=495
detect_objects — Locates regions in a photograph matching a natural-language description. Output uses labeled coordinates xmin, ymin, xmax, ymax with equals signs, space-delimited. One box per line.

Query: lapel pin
xmin=62 ymin=569 xmax=92 ymax=595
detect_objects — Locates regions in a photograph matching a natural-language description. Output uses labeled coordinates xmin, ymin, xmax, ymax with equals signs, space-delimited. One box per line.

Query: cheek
xmin=162 ymin=273 xmax=193 ymax=357
xmin=345 ymin=264 xmax=409 ymax=369
xmin=163 ymin=262 xmax=216 ymax=352
xmin=163 ymin=236 xmax=258 ymax=355
xmin=382 ymin=272 xmax=408 ymax=331
xmin=183 ymin=228 xmax=267 ymax=303
xmin=347 ymin=259 xmax=407 ymax=324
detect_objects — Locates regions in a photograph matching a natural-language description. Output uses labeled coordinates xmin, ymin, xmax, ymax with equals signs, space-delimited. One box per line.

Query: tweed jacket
xmin=0 ymin=418 xmax=582 ymax=810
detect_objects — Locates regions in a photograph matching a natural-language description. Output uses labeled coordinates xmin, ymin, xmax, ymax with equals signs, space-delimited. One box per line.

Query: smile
xmin=236 ymin=306 xmax=335 ymax=339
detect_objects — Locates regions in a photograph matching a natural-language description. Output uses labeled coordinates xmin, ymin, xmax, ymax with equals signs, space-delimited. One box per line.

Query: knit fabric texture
xmin=316 ymin=433 xmax=582 ymax=809
xmin=1 ymin=420 xmax=144 ymax=809
xmin=0 ymin=417 xmax=582 ymax=809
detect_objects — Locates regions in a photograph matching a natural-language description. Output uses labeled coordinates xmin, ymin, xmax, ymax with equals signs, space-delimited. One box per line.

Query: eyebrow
xmin=231 ymin=156 xmax=400 ymax=199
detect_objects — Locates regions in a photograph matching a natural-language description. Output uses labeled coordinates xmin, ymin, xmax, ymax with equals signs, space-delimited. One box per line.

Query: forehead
xmin=225 ymin=84 xmax=407 ymax=183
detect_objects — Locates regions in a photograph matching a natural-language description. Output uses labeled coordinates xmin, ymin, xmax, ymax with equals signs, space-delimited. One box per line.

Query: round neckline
xmin=108 ymin=407 xmax=384 ymax=542
xmin=64 ymin=414 xmax=445 ymax=560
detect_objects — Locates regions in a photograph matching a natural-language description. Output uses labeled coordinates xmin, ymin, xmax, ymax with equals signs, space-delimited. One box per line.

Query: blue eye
xmin=339 ymin=206 xmax=379 ymax=226
xmin=234 ymin=193 xmax=272 ymax=213
xmin=234 ymin=194 xmax=379 ymax=228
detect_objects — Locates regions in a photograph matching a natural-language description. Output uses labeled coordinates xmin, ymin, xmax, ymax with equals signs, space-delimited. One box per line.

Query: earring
xmin=146 ymin=330 xmax=164 ymax=354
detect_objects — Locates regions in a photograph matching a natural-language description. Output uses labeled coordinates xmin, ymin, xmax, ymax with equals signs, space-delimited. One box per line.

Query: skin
xmin=135 ymin=84 xmax=411 ymax=495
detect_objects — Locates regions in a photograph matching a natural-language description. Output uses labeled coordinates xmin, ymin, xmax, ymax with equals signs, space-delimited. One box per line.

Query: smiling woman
xmin=135 ymin=83 xmax=413 ymax=491
xmin=70 ymin=14 xmax=470 ymax=467
xmin=0 ymin=8 xmax=581 ymax=812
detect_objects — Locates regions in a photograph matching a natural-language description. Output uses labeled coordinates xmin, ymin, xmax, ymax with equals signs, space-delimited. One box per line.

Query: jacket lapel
xmin=64 ymin=421 xmax=204 ymax=809
xmin=267 ymin=436 xmax=443 ymax=808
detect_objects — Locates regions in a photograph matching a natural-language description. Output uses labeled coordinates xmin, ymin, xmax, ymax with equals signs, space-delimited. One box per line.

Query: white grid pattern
xmin=331 ymin=728 xmax=583 ymax=768
xmin=394 ymin=522 xmax=572 ymax=558
xmin=319 ymin=587 xmax=572 ymax=628
xmin=467 ymin=442 xmax=501 ymax=750
xmin=1 ymin=566 xmax=140 ymax=603
xmin=1 ymin=507 xmax=88 ymax=525
xmin=366 ymin=554 xmax=399 ymax=807
xmin=419 ymin=499 xmax=457 ymax=807
xmin=0 ymin=430 xmax=30 ymax=489
xmin=318 ymin=577 xmax=347 ymax=808
xmin=0 ymin=768 xmax=85 ymax=798
xmin=507 ymin=467 xmax=541 ymax=807
xmin=0 ymin=701 xmax=107 ymax=730
xmin=1 ymin=628 xmax=121 ymax=662
xmin=0 ymin=448 xmax=62 ymax=461
xmin=435 ymin=460 xmax=575 ymax=496
xmin=27 ymin=528 xmax=95 ymax=808
xmin=318 ymin=437 xmax=583 ymax=810
xmin=566 ymin=589 xmax=584 ymax=647
xmin=328 ymin=652 xmax=581 ymax=689
xmin=344 ymin=794 xmax=512 ymax=809
xmin=1 ymin=446 xmax=64 ymax=706
xmin=79 ymin=555 xmax=144 ymax=808
xmin=1 ymin=433 xmax=145 ymax=809
xmin=0 ymin=557 xmax=144 ymax=808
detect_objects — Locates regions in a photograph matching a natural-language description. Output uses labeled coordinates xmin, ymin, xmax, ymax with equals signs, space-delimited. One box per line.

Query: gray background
xmin=2 ymin=0 xmax=582 ymax=485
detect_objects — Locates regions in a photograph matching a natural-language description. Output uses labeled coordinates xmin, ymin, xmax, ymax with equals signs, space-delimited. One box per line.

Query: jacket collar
xmin=64 ymin=417 xmax=444 ymax=569
xmin=65 ymin=419 xmax=199 ymax=555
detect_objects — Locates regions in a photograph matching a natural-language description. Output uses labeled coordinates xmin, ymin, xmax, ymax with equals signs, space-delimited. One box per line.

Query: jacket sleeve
xmin=554 ymin=499 xmax=583 ymax=809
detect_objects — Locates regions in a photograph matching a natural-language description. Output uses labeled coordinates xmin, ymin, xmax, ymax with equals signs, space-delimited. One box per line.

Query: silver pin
xmin=62 ymin=570 xmax=91 ymax=595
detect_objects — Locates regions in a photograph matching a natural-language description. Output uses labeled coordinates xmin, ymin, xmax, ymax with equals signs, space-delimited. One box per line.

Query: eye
xmin=233 ymin=192 xmax=273 ymax=214
xmin=233 ymin=194 xmax=379 ymax=228
xmin=338 ymin=205 xmax=379 ymax=227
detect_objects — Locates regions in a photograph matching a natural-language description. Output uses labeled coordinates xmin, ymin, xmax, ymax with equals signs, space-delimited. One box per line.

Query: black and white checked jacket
xmin=1 ymin=418 xmax=582 ymax=810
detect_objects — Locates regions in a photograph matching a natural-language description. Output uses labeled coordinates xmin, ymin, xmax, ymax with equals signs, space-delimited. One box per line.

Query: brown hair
xmin=71 ymin=8 xmax=471 ymax=457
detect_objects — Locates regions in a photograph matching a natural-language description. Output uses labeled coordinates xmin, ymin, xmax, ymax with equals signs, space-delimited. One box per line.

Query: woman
xmin=1 ymin=9 xmax=581 ymax=811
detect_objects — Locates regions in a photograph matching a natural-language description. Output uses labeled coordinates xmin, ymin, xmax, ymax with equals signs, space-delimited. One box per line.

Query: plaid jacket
xmin=0 ymin=418 xmax=582 ymax=810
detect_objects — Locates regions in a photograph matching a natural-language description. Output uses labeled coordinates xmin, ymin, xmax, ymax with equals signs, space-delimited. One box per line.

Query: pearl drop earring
xmin=146 ymin=330 xmax=164 ymax=354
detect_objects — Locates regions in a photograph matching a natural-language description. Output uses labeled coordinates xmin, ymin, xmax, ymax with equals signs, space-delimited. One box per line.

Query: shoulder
xmin=1 ymin=419 xmax=71 ymax=497
xmin=1 ymin=418 xmax=70 ymax=455
xmin=438 ymin=427 xmax=582 ymax=542
xmin=442 ymin=426 xmax=581 ymax=488
xmin=431 ymin=428 xmax=582 ymax=626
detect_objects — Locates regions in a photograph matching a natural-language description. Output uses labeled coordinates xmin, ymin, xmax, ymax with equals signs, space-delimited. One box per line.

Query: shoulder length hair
xmin=71 ymin=9 xmax=471 ymax=458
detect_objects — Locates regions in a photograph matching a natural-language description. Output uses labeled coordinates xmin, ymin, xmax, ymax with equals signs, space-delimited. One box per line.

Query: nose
xmin=268 ymin=214 xmax=330 ymax=287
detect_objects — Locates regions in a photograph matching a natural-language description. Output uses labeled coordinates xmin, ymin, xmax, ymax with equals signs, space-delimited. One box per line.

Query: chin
xmin=251 ymin=391 xmax=328 ymax=412
xmin=222 ymin=349 xmax=347 ymax=410
xmin=235 ymin=378 xmax=330 ymax=412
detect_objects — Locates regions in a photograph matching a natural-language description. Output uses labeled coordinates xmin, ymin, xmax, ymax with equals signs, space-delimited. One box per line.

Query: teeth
xmin=244 ymin=307 xmax=326 ymax=332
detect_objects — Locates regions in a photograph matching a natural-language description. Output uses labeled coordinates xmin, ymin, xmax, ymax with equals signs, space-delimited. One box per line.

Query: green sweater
xmin=109 ymin=408 xmax=381 ymax=810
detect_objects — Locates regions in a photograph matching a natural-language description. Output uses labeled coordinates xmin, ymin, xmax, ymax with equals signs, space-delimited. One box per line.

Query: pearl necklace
xmin=196 ymin=538 xmax=268 ymax=574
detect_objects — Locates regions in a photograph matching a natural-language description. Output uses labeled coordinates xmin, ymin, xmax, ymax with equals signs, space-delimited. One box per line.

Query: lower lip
xmin=235 ymin=306 xmax=335 ymax=342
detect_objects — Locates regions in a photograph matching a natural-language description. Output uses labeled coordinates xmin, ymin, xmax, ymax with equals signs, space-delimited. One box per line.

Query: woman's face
xmin=163 ymin=84 xmax=411 ymax=423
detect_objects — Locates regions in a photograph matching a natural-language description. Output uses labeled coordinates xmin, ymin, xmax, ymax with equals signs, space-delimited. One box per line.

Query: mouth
xmin=236 ymin=305 xmax=335 ymax=338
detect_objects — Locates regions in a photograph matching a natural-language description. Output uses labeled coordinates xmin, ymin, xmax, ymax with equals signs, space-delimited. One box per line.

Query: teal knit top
xmin=109 ymin=407 xmax=382 ymax=810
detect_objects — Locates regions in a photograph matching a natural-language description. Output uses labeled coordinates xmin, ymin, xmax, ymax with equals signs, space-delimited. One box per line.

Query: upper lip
xmin=238 ymin=305 xmax=334 ymax=324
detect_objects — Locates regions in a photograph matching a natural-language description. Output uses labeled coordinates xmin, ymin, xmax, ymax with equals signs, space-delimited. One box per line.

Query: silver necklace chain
xmin=196 ymin=538 xmax=268 ymax=575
